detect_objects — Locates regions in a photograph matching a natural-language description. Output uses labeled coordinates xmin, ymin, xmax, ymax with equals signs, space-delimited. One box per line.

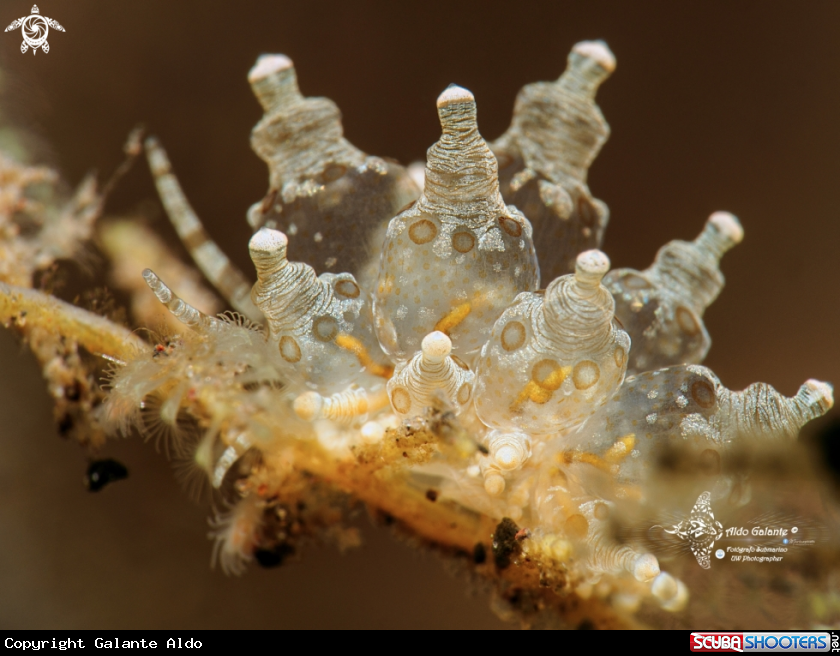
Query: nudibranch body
xmin=84 ymin=41 xmax=834 ymax=620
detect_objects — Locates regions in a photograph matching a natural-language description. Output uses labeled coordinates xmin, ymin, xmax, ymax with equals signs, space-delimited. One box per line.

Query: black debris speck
xmin=255 ymin=544 xmax=295 ymax=569
xmin=473 ymin=542 xmax=487 ymax=565
xmin=85 ymin=459 xmax=129 ymax=492
xmin=492 ymin=517 xmax=521 ymax=570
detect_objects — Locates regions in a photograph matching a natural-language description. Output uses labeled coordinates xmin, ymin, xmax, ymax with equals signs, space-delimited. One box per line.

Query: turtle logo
xmin=5 ymin=5 xmax=65 ymax=55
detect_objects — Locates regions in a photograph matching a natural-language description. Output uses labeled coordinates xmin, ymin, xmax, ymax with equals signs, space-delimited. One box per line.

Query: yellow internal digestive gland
xmin=0 ymin=41 xmax=835 ymax=629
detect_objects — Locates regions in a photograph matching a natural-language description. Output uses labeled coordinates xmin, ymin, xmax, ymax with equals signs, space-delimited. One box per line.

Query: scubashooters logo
xmin=4 ymin=5 xmax=65 ymax=54
xmin=690 ymin=632 xmax=832 ymax=652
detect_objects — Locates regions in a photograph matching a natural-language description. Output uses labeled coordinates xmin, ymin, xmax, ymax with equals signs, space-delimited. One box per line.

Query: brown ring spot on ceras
xmin=409 ymin=219 xmax=437 ymax=245
xmin=451 ymin=231 xmax=475 ymax=253
xmin=312 ymin=316 xmax=339 ymax=342
xmin=613 ymin=346 xmax=627 ymax=368
xmin=457 ymin=382 xmax=472 ymax=405
xmin=501 ymin=321 xmax=526 ymax=352
xmin=391 ymin=387 xmax=412 ymax=414
xmin=279 ymin=336 xmax=302 ymax=363
xmin=498 ymin=216 xmax=522 ymax=238
xmin=691 ymin=380 xmax=715 ymax=408
xmin=334 ymin=279 xmax=361 ymax=298
xmin=676 ymin=306 xmax=700 ymax=336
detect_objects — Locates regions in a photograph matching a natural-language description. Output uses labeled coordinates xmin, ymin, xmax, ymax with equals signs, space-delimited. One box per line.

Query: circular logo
xmin=715 ymin=548 xmax=725 ymax=560
xmin=21 ymin=14 xmax=48 ymax=50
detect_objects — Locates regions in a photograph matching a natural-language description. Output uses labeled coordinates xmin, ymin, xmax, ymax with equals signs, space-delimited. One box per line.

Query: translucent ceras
xmin=373 ymin=85 xmax=539 ymax=361
xmin=555 ymin=364 xmax=833 ymax=501
xmin=294 ymin=385 xmax=388 ymax=426
xmin=248 ymin=227 xmax=387 ymax=393
xmin=603 ymin=211 xmax=743 ymax=374
xmin=493 ymin=40 xmax=614 ymax=283
xmin=387 ymin=331 xmax=474 ymax=417
xmin=575 ymin=500 xmax=662 ymax=584
xmin=474 ymin=250 xmax=630 ymax=436
xmin=142 ymin=268 xmax=222 ymax=334
xmin=145 ymin=137 xmax=262 ymax=323
xmin=247 ymin=54 xmax=419 ymax=284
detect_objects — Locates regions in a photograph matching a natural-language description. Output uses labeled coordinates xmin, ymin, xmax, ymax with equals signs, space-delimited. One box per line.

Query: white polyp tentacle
xmin=292 ymin=391 xmax=325 ymax=422
xmin=420 ymin=330 xmax=451 ymax=363
xmin=707 ymin=210 xmax=745 ymax=247
xmin=208 ymin=494 xmax=263 ymax=576
xmin=142 ymin=268 xmax=221 ymax=333
xmin=494 ymin=39 xmax=614 ymax=186
xmin=248 ymin=54 xmax=296 ymax=111
xmin=589 ymin=535 xmax=660 ymax=583
xmin=211 ymin=431 xmax=252 ymax=489
xmin=631 ymin=553 xmax=661 ymax=583
xmin=572 ymin=40 xmax=616 ymax=75
xmin=144 ymin=136 xmax=262 ymax=323
xmin=551 ymin=365 xmax=837 ymax=507
xmin=293 ymin=385 xmax=389 ymax=426
xmin=294 ymin=387 xmax=368 ymax=424
xmin=322 ymin=387 xmax=369 ymax=422
xmin=479 ymin=430 xmax=532 ymax=497
xmin=488 ymin=431 xmax=532 ymax=471
xmin=486 ymin=429 xmax=531 ymax=471
xmin=387 ymin=331 xmax=475 ymax=416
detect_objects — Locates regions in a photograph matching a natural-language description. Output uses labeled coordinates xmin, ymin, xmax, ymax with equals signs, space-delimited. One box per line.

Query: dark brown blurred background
xmin=0 ymin=0 xmax=838 ymax=629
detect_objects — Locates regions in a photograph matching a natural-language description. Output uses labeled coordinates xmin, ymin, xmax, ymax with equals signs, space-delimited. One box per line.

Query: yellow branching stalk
xmin=0 ymin=283 xmax=148 ymax=361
